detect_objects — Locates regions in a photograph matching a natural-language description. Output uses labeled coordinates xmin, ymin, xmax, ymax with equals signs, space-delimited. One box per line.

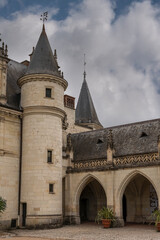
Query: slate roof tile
xmin=71 ymin=119 xmax=160 ymax=161
xmin=75 ymin=78 xmax=102 ymax=126
xmin=25 ymin=25 xmax=60 ymax=76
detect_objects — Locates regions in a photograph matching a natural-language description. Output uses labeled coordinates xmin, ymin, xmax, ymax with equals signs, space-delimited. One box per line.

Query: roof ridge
xmin=71 ymin=118 xmax=160 ymax=136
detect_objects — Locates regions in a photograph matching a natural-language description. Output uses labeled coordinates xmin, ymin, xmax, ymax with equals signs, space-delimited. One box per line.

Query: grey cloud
xmin=1 ymin=0 xmax=160 ymax=127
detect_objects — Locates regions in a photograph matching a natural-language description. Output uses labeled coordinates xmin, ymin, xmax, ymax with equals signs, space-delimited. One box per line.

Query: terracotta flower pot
xmin=102 ymin=219 xmax=111 ymax=228
xmin=157 ymin=222 xmax=160 ymax=232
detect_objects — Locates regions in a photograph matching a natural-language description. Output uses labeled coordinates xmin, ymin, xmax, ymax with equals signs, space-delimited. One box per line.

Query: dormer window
xmin=46 ymin=88 xmax=52 ymax=98
xmin=140 ymin=132 xmax=148 ymax=138
xmin=64 ymin=95 xmax=75 ymax=109
xmin=97 ymin=139 xmax=103 ymax=144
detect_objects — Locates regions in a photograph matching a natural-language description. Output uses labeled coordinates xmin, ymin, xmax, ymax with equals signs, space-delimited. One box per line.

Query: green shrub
xmin=153 ymin=209 xmax=160 ymax=226
xmin=0 ymin=197 xmax=6 ymax=215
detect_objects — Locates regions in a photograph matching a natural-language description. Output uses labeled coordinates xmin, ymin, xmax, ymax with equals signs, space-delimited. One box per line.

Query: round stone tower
xmin=18 ymin=25 xmax=68 ymax=228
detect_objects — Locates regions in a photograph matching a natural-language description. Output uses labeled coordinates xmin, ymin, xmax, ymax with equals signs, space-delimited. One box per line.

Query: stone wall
xmin=64 ymin=106 xmax=90 ymax=135
xmin=21 ymin=114 xmax=63 ymax=217
xmin=20 ymin=75 xmax=66 ymax=110
xmin=19 ymin=73 xmax=67 ymax=228
xmin=0 ymin=107 xmax=21 ymax=229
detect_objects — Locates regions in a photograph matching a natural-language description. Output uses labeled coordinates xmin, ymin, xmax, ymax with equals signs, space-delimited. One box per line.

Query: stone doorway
xmin=79 ymin=178 xmax=107 ymax=222
xmin=122 ymin=174 xmax=158 ymax=223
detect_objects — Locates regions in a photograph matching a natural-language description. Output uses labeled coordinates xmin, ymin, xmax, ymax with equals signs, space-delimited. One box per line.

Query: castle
xmin=0 ymin=23 xmax=160 ymax=229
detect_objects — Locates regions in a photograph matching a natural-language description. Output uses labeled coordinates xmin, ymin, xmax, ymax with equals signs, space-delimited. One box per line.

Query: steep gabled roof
xmin=25 ymin=25 xmax=60 ymax=76
xmin=6 ymin=60 xmax=27 ymax=109
xmin=71 ymin=118 xmax=160 ymax=161
xmin=75 ymin=77 xmax=101 ymax=126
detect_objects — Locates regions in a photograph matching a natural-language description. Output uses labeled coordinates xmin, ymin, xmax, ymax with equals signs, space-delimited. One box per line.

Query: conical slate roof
xmin=75 ymin=77 xmax=101 ymax=126
xmin=25 ymin=25 xmax=60 ymax=76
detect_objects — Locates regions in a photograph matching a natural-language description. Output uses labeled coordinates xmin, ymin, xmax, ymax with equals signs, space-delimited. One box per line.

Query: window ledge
xmin=44 ymin=97 xmax=54 ymax=100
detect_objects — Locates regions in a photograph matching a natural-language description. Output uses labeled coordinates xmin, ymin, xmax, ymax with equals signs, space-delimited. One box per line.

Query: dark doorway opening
xmin=62 ymin=177 xmax=65 ymax=218
xmin=80 ymin=198 xmax=88 ymax=221
xmin=79 ymin=178 xmax=107 ymax=223
xmin=22 ymin=203 xmax=27 ymax=227
xmin=123 ymin=194 xmax=127 ymax=222
xmin=11 ymin=219 xmax=17 ymax=228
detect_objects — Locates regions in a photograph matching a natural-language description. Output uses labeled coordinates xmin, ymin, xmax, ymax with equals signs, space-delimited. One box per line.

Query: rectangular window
xmin=49 ymin=183 xmax=54 ymax=194
xmin=46 ymin=88 xmax=52 ymax=98
xmin=47 ymin=150 xmax=52 ymax=163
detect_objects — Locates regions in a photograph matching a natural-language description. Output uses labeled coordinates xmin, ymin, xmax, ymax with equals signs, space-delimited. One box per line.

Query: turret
xmin=0 ymin=36 xmax=9 ymax=105
xmin=75 ymin=69 xmax=103 ymax=130
xmin=18 ymin=24 xmax=68 ymax=228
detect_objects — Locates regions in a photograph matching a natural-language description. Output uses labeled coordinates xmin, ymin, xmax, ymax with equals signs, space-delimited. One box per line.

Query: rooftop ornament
xmin=83 ymin=53 xmax=87 ymax=81
xmin=0 ymin=33 xmax=8 ymax=57
xmin=40 ymin=11 xmax=48 ymax=24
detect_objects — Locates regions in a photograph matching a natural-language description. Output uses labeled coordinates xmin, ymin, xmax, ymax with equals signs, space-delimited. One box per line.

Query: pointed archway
xmin=122 ymin=173 xmax=158 ymax=223
xmin=78 ymin=177 xmax=107 ymax=222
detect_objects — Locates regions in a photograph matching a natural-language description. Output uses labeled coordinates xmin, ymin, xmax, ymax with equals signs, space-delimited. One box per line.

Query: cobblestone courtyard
xmin=0 ymin=223 xmax=160 ymax=240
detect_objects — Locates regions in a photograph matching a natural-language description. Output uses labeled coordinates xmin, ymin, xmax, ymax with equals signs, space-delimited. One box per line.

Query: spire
xmin=25 ymin=13 xmax=60 ymax=77
xmin=42 ymin=23 xmax=45 ymax=32
xmin=75 ymin=57 xmax=102 ymax=129
xmin=83 ymin=53 xmax=86 ymax=82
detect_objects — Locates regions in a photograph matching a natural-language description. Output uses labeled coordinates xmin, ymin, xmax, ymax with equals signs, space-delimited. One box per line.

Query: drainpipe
xmin=18 ymin=115 xmax=23 ymax=227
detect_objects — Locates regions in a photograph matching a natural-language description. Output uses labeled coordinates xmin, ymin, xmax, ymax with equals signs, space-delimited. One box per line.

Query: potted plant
xmin=153 ymin=209 xmax=160 ymax=231
xmin=96 ymin=207 xmax=115 ymax=228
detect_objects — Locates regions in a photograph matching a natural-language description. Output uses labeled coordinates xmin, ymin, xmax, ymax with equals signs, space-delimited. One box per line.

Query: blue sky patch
xmin=0 ymin=0 xmax=160 ymax=21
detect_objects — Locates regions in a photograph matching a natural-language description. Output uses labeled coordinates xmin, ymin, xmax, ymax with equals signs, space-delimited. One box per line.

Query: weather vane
xmin=40 ymin=12 xmax=48 ymax=23
xmin=83 ymin=53 xmax=86 ymax=81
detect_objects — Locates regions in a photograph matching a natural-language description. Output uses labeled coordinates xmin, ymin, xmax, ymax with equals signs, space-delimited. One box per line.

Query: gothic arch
xmin=116 ymin=170 xmax=159 ymax=219
xmin=74 ymin=174 xmax=107 ymax=219
xmin=117 ymin=170 xmax=159 ymax=201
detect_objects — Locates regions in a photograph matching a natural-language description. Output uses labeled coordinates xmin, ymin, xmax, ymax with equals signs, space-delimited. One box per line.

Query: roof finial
xmin=83 ymin=53 xmax=86 ymax=81
xmin=40 ymin=11 xmax=48 ymax=31
xmin=54 ymin=49 xmax=57 ymax=61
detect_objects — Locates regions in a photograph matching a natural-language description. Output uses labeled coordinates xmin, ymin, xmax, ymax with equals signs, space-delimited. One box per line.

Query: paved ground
xmin=0 ymin=223 xmax=160 ymax=240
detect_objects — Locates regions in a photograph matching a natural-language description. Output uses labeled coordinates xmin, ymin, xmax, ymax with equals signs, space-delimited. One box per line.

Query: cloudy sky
xmin=1 ymin=0 xmax=160 ymax=127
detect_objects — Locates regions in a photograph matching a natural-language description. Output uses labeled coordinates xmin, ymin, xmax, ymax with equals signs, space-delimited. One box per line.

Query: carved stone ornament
xmin=67 ymin=133 xmax=72 ymax=151
xmin=114 ymin=153 xmax=158 ymax=166
xmin=72 ymin=153 xmax=159 ymax=171
xmin=62 ymin=114 xmax=68 ymax=130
